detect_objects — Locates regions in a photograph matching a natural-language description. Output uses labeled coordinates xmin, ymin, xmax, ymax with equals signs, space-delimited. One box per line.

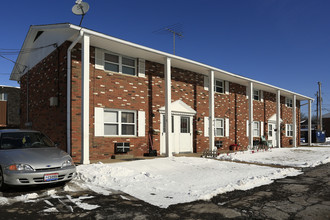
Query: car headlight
xmin=6 ymin=164 xmax=34 ymax=171
xmin=62 ymin=159 xmax=74 ymax=168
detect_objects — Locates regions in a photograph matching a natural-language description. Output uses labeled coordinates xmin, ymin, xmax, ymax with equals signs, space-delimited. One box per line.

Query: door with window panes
xmin=268 ymin=123 xmax=277 ymax=147
xmin=160 ymin=114 xmax=193 ymax=154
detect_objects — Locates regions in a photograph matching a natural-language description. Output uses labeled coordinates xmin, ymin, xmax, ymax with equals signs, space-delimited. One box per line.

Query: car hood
xmin=0 ymin=147 xmax=71 ymax=169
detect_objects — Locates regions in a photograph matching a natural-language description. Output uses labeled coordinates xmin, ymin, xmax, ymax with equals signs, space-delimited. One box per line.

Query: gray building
xmin=0 ymin=85 xmax=20 ymax=128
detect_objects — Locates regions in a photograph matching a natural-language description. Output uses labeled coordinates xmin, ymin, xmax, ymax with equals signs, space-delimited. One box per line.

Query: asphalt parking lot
xmin=0 ymin=163 xmax=329 ymax=219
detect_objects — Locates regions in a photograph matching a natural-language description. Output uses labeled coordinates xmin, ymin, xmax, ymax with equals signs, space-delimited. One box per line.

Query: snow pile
xmin=217 ymin=147 xmax=330 ymax=167
xmin=74 ymin=157 xmax=301 ymax=208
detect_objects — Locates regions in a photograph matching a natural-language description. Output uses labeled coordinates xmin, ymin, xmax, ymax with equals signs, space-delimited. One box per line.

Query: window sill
xmin=104 ymin=70 xmax=138 ymax=78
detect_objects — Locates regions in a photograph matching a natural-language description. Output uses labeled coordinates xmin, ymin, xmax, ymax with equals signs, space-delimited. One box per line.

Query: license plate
xmin=44 ymin=173 xmax=59 ymax=181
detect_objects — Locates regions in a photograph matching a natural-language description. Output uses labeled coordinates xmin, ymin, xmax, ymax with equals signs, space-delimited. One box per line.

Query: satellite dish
xmin=72 ymin=1 xmax=90 ymax=26
xmin=72 ymin=2 xmax=90 ymax=15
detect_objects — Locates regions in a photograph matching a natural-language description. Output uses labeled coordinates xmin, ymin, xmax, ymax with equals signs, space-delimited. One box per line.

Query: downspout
xmin=67 ymin=30 xmax=83 ymax=155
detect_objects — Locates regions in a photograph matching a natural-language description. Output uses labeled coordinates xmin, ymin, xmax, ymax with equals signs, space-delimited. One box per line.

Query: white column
xmin=165 ymin=57 xmax=172 ymax=157
xmin=292 ymin=95 xmax=297 ymax=147
xmin=209 ymin=70 xmax=215 ymax=150
xmin=248 ymin=82 xmax=253 ymax=148
xmin=308 ymin=99 xmax=312 ymax=145
xmin=276 ymin=90 xmax=281 ymax=148
xmin=81 ymin=33 xmax=90 ymax=164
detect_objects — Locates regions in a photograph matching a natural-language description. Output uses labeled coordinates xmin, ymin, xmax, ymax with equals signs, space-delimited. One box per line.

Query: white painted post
xmin=276 ymin=90 xmax=281 ymax=148
xmin=209 ymin=70 xmax=215 ymax=150
xmin=165 ymin=57 xmax=172 ymax=157
xmin=308 ymin=99 xmax=312 ymax=145
xmin=248 ymin=82 xmax=254 ymax=149
xmin=292 ymin=95 xmax=297 ymax=147
xmin=81 ymin=33 xmax=90 ymax=164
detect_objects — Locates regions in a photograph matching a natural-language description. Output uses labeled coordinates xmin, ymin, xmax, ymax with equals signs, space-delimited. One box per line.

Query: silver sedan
xmin=0 ymin=129 xmax=76 ymax=190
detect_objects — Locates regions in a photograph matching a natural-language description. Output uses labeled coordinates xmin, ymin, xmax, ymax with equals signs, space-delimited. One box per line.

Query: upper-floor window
xmin=0 ymin=93 xmax=7 ymax=101
xmin=253 ymin=90 xmax=259 ymax=101
xmin=104 ymin=109 xmax=136 ymax=136
xmin=286 ymin=98 xmax=293 ymax=107
xmin=104 ymin=52 xmax=136 ymax=76
xmin=214 ymin=79 xmax=224 ymax=93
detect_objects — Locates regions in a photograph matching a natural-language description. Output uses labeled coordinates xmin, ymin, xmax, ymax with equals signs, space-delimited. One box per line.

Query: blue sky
xmin=0 ymin=0 xmax=329 ymax=115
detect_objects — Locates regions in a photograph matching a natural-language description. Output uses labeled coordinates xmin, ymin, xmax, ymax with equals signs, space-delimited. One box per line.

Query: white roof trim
xmin=159 ymin=100 xmax=196 ymax=115
xmin=11 ymin=23 xmax=313 ymax=101
xmin=268 ymin=114 xmax=283 ymax=123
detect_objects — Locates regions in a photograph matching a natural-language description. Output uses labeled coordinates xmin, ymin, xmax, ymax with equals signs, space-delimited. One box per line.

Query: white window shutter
xmin=94 ymin=107 xmax=104 ymax=136
xmin=225 ymin=118 xmax=229 ymax=137
xmin=225 ymin=81 xmax=230 ymax=94
xmin=246 ymin=120 xmax=249 ymax=137
xmin=246 ymin=86 xmax=249 ymax=99
xmin=261 ymin=121 xmax=264 ymax=136
xmin=204 ymin=117 xmax=209 ymax=137
xmin=204 ymin=76 xmax=209 ymax=91
xmin=261 ymin=90 xmax=264 ymax=102
xmin=95 ymin=48 xmax=104 ymax=70
xmin=285 ymin=124 xmax=288 ymax=137
xmin=138 ymin=111 xmax=145 ymax=137
xmin=138 ymin=59 xmax=146 ymax=77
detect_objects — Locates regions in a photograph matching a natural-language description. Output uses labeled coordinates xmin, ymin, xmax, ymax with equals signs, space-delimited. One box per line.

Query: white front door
xmin=268 ymin=123 xmax=277 ymax=147
xmin=179 ymin=116 xmax=193 ymax=152
xmin=160 ymin=114 xmax=193 ymax=154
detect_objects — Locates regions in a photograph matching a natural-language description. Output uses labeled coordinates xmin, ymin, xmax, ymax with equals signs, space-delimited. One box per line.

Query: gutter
xmin=67 ymin=30 xmax=83 ymax=155
xmin=68 ymin=25 xmax=313 ymax=101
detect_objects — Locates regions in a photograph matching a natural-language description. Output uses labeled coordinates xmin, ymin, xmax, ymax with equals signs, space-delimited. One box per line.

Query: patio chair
xmin=259 ymin=136 xmax=269 ymax=151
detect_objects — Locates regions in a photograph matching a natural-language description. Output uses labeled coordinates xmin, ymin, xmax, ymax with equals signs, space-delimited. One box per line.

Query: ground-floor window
xmin=104 ymin=109 xmax=136 ymax=136
xmin=286 ymin=124 xmax=293 ymax=137
xmin=215 ymin=118 xmax=224 ymax=137
xmin=253 ymin=121 xmax=260 ymax=137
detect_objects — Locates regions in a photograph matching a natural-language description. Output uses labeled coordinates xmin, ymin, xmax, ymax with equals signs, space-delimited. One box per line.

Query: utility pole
xmin=318 ymin=82 xmax=322 ymax=131
xmin=316 ymin=91 xmax=319 ymax=130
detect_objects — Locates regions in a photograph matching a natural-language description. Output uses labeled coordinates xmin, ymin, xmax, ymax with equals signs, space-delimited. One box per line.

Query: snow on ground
xmin=217 ymin=147 xmax=330 ymax=168
xmin=1 ymin=146 xmax=329 ymax=209
xmin=74 ymin=157 xmax=301 ymax=208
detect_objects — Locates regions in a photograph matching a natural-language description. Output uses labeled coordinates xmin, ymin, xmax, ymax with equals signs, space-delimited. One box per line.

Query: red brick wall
xmin=19 ymin=41 xmax=301 ymax=162
xmin=20 ymin=42 xmax=70 ymax=152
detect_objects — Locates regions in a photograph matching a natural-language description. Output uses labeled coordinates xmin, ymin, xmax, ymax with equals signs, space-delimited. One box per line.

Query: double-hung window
xmin=215 ymin=118 xmax=224 ymax=137
xmin=104 ymin=52 xmax=136 ymax=76
xmin=104 ymin=109 xmax=136 ymax=136
xmin=286 ymin=124 xmax=293 ymax=137
xmin=214 ymin=79 xmax=224 ymax=93
xmin=286 ymin=98 xmax=293 ymax=107
xmin=0 ymin=93 xmax=7 ymax=101
xmin=253 ymin=121 xmax=260 ymax=137
xmin=253 ymin=90 xmax=259 ymax=101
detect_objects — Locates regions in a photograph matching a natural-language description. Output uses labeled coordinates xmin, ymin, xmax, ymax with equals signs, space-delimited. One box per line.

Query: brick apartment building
xmin=0 ymin=85 xmax=20 ymax=128
xmin=10 ymin=24 xmax=313 ymax=163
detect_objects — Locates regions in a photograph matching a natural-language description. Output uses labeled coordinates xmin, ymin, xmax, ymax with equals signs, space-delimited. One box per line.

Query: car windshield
xmin=0 ymin=132 xmax=55 ymax=149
